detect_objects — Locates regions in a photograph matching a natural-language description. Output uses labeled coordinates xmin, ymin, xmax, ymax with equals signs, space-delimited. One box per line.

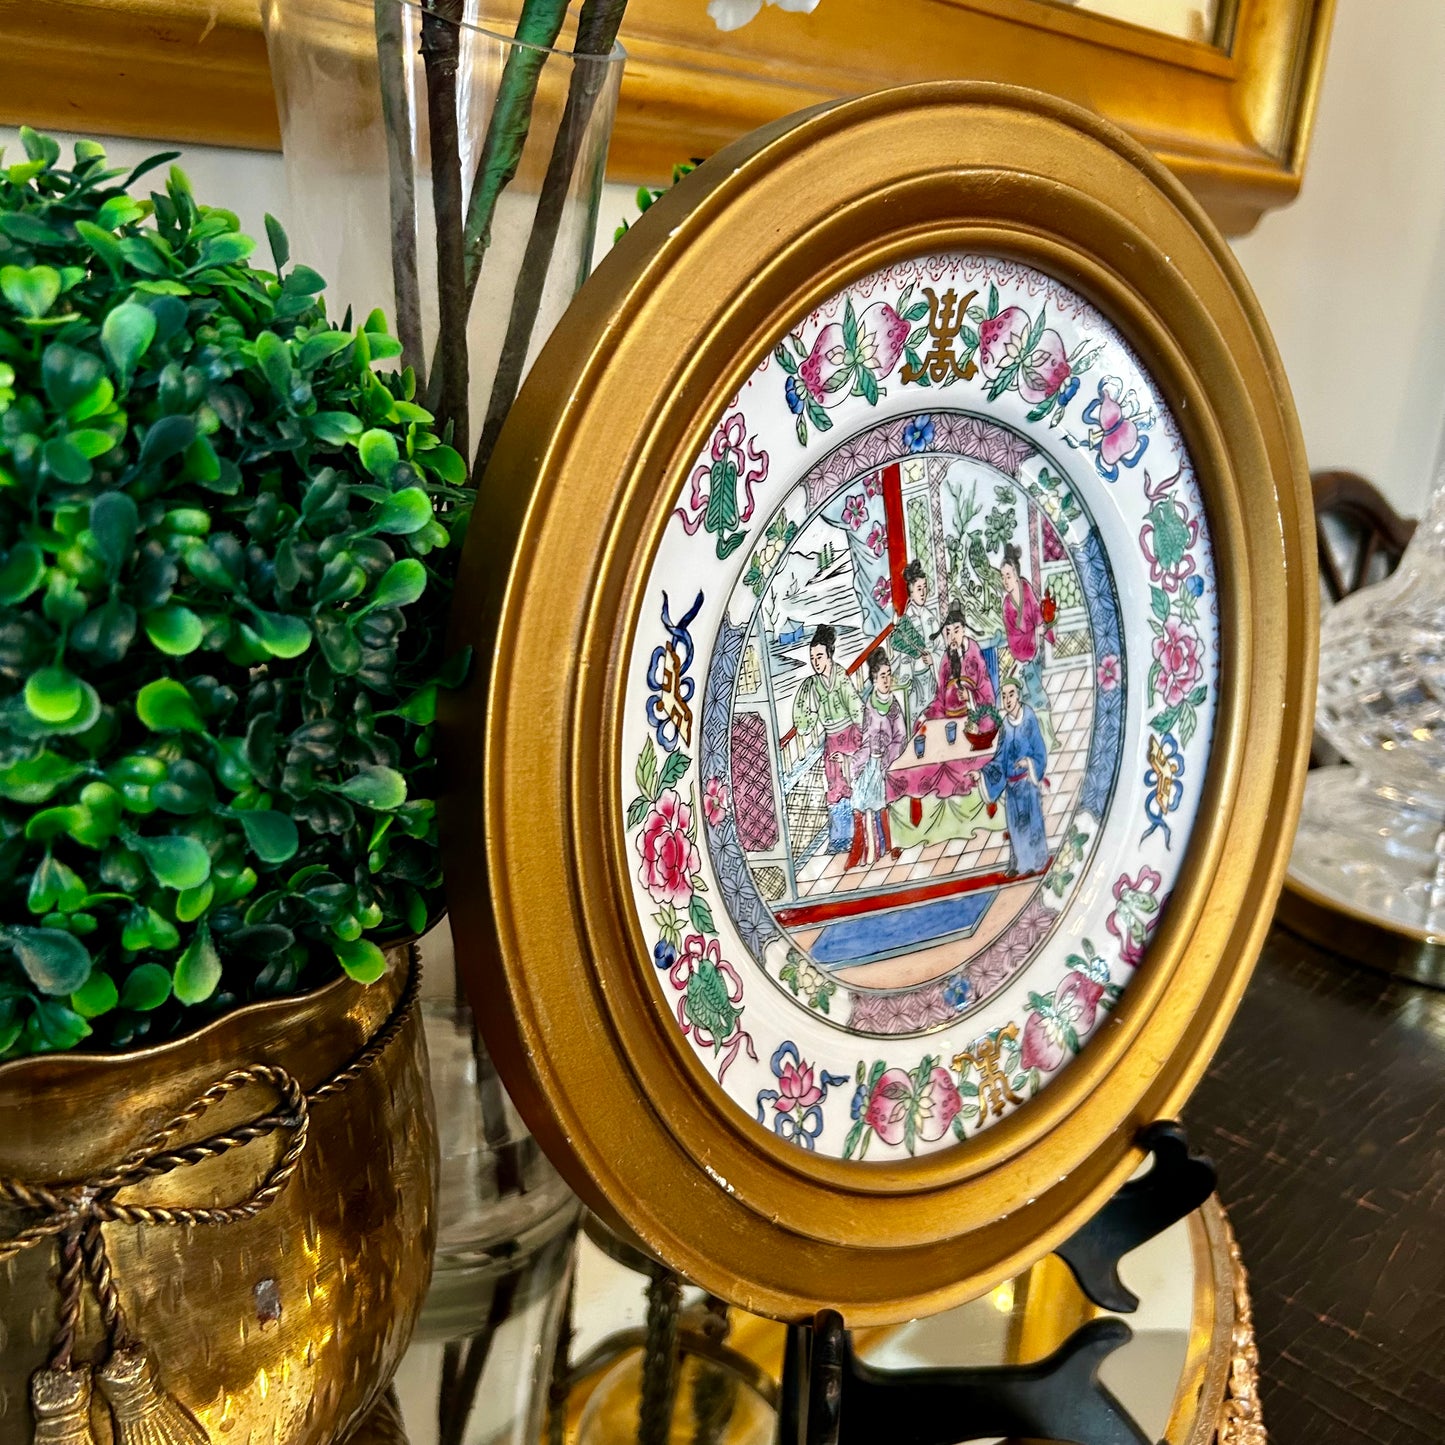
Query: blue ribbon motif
xmin=645 ymin=590 xmax=704 ymax=753
xmin=755 ymin=1040 xmax=848 ymax=1151
xmin=1141 ymin=733 xmax=1185 ymax=849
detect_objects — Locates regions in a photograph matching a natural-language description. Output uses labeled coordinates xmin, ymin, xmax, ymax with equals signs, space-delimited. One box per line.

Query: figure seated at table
xmin=925 ymin=604 xmax=995 ymax=721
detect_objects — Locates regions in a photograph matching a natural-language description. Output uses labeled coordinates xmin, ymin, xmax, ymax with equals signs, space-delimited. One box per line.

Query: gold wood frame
xmin=441 ymin=83 xmax=1316 ymax=1324
xmin=1 ymin=0 xmax=1332 ymax=237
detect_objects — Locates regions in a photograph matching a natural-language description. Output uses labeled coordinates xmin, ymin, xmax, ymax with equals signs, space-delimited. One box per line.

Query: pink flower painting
xmin=702 ymin=776 xmax=730 ymax=827
xmin=636 ymin=788 xmax=701 ymax=907
xmin=757 ymin=1042 xmax=847 ymax=1150
xmin=1152 ymin=619 xmax=1203 ymax=708
xmin=775 ymin=1058 xmax=823 ymax=1113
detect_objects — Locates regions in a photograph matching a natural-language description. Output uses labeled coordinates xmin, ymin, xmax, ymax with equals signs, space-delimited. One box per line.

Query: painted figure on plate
xmin=999 ymin=541 xmax=1053 ymax=737
xmin=982 ymin=679 xmax=1050 ymax=877
xmin=853 ymin=648 xmax=907 ymax=869
xmin=927 ymin=604 xmax=995 ymax=720
xmin=792 ymin=623 xmax=863 ymax=852
xmin=703 ymin=436 xmax=1114 ymax=1012
xmin=892 ymin=559 xmax=937 ymax=726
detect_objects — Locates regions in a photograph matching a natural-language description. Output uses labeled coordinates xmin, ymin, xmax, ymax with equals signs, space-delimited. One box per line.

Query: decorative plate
xmin=446 ymin=84 xmax=1315 ymax=1324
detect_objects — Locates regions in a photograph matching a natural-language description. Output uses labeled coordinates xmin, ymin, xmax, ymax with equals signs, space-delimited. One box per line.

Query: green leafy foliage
xmin=613 ymin=159 xmax=702 ymax=244
xmin=0 ymin=136 xmax=473 ymax=1057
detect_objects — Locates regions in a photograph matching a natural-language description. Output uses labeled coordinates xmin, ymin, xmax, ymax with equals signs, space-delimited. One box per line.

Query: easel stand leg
xmin=776 ymin=1119 xmax=1216 ymax=1445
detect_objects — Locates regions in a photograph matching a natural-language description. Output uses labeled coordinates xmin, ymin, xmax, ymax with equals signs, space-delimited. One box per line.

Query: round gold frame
xmin=443 ymin=83 xmax=1315 ymax=1324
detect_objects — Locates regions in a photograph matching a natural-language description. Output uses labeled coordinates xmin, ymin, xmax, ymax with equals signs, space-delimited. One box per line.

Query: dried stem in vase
xmin=420 ymin=0 xmax=470 ymax=458
xmin=375 ymin=0 xmax=424 ymax=384
xmin=474 ymin=0 xmax=628 ymax=480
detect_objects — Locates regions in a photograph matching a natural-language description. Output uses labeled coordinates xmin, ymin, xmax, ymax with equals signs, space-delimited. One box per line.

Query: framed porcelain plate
xmin=445 ymin=83 xmax=1315 ymax=1324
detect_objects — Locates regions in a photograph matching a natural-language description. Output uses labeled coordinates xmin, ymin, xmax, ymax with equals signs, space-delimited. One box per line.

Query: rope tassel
xmin=0 ymin=960 xmax=420 ymax=1445
xmin=96 ymin=1347 xmax=210 ymax=1445
xmin=29 ymin=1364 xmax=99 ymax=1445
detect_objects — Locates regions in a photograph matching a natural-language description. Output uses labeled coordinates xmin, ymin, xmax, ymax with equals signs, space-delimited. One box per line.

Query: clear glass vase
xmin=1293 ymin=452 xmax=1445 ymax=943
xmin=260 ymin=0 xmax=624 ymax=478
xmin=259 ymin=7 xmax=621 ymax=1437
xmin=369 ymin=926 xmax=584 ymax=1445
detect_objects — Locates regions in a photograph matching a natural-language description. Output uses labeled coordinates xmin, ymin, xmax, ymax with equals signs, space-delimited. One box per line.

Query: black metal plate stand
xmin=776 ymin=1120 xmax=1216 ymax=1445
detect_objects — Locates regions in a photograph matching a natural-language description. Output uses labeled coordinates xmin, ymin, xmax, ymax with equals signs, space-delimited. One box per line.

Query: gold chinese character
xmin=953 ymin=1022 xmax=1022 ymax=1121
xmin=901 ymin=287 xmax=979 ymax=386
xmin=657 ymin=643 xmax=693 ymax=748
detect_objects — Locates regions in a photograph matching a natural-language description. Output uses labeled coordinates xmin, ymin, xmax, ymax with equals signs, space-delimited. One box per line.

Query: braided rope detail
xmin=49 ymin=1228 xmax=86 ymax=1371
xmin=0 ymin=949 xmax=420 ymax=1365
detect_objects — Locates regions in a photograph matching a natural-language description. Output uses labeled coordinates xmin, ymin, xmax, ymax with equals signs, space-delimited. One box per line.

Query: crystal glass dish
xmin=1291 ymin=460 xmax=1445 ymax=947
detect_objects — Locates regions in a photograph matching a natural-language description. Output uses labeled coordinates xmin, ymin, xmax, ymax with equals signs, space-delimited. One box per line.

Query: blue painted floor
xmin=810 ymin=890 xmax=995 ymax=968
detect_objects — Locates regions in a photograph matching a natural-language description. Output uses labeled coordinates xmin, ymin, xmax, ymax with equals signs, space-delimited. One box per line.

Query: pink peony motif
xmin=702 ymin=776 xmax=729 ymax=827
xmin=977 ymin=306 xmax=1030 ymax=379
xmin=775 ymin=1059 xmax=823 ymax=1113
xmin=865 ymin=522 xmax=887 ymax=558
xmin=636 ymin=788 xmax=701 ymax=907
xmin=798 ymin=302 xmax=909 ymax=406
xmin=1017 ymin=327 xmax=1073 ymax=404
xmin=1097 ymin=654 xmax=1120 ymax=692
xmin=1152 ymin=618 xmax=1203 ymax=708
xmin=872 ymin=575 xmax=893 ymax=610
xmin=842 ymin=493 xmax=868 ymax=530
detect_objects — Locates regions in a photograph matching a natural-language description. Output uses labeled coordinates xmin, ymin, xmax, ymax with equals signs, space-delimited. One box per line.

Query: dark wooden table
xmin=1184 ymin=925 xmax=1445 ymax=1444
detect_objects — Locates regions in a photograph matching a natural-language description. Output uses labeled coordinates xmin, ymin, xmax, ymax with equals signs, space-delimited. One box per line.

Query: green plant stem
xmin=420 ymin=0 xmax=470 ymax=459
xmin=375 ymin=0 xmax=425 ymax=386
xmin=463 ymin=1 xmax=572 ymax=301
xmin=473 ymin=0 xmax=626 ymax=482
xmin=423 ymin=0 xmax=571 ymax=404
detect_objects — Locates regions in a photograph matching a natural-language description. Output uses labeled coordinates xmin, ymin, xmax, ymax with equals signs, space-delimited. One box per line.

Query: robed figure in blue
xmin=982 ymin=679 xmax=1050 ymax=877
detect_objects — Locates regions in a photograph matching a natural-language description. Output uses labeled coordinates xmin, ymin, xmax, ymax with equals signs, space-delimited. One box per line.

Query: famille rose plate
xmin=445 ymin=84 xmax=1315 ymax=1323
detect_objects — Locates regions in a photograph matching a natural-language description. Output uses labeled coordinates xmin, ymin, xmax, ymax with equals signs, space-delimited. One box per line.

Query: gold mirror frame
xmin=442 ymin=83 xmax=1315 ymax=1324
xmin=0 ymin=0 xmax=1332 ymax=237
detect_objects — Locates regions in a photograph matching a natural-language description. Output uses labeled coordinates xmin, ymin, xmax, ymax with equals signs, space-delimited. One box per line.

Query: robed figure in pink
xmin=999 ymin=541 xmax=1051 ymax=724
xmin=926 ymin=604 xmax=994 ymax=720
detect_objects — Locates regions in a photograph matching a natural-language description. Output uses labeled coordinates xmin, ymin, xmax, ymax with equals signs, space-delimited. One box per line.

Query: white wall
xmin=1230 ymin=0 xmax=1445 ymax=516
xmin=6 ymin=0 xmax=1444 ymax=516
xmin=0 ymin=130 xmax=292 ymax=252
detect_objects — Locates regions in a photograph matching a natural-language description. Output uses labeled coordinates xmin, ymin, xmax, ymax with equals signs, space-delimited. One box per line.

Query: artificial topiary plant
xmin=0 ymin=129 xmax=471 ymax=1058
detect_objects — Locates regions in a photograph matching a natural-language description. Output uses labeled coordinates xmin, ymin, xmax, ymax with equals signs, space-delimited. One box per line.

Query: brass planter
xmin=0 ymin=944 xmax=437 ymax=1445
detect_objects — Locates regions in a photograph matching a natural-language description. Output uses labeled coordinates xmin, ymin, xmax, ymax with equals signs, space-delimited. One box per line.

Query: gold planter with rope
xmin=0 ymin=946 xmax=435 ymax=1445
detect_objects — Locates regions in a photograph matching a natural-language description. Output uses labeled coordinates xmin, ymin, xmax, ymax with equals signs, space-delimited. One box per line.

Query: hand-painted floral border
xmin=620 ymin=252 xmax=1216 ymax=1161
